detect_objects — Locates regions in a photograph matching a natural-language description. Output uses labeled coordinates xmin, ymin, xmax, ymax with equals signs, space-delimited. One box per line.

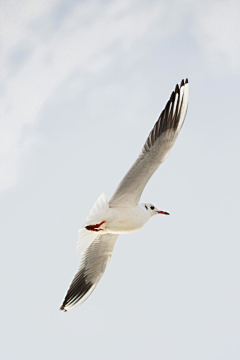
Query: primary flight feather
xmin=61 ymin=79 xmax=189 ymax=311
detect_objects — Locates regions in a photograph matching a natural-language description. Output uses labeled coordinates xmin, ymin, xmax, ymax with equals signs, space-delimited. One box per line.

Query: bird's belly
xmin=105 ymin=208 xmax=147 ymax=234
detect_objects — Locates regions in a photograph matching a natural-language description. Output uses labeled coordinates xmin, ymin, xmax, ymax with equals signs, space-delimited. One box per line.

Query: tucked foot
xmin=85 ymin=221 xmax=105 ymax=232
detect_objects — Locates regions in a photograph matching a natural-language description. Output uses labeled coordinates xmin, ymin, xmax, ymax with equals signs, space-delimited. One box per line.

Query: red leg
xmin=85 ymin=221 xmax=105 ymax=232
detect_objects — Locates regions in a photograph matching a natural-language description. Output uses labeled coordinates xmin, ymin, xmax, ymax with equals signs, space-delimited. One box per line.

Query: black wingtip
xmin=142 ymin=78 xmax=189 ymax=152
xmin=180 ymin=78 xmax=189 ymax=87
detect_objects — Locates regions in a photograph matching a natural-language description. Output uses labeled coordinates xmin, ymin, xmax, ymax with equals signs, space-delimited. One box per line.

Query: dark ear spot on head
xmin=145 ymin=205 xmax=148 ymax=210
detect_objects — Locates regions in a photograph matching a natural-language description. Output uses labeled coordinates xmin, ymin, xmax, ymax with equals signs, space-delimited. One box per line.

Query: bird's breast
xmin=105 ymin=207 xmax=149 ymax=234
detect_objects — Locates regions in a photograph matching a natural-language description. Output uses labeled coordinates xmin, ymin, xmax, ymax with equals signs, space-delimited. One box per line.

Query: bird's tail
xmin=76 ymin=193 xmax=109 ymax=254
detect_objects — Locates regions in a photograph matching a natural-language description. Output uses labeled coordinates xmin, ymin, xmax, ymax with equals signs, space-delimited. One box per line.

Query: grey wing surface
xmin=61 ymin=234 xmax=118 ymax=311
xmin=109 ymin=79 xmax=189 ymax=208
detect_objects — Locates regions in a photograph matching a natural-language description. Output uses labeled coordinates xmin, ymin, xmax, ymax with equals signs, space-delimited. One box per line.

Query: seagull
xmin=60 ymin=79 xmax=189 ymax=311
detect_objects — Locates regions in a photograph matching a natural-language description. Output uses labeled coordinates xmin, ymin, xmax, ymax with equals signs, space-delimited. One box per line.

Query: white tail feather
xmin=76 ymin=193 xmax=109 ymax=254
xmin=88 ymin=193 xmax=109 ymax=217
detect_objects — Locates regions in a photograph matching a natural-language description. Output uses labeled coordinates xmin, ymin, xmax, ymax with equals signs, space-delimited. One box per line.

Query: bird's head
xmin=141 ymin=203 xmax=170 ymax=217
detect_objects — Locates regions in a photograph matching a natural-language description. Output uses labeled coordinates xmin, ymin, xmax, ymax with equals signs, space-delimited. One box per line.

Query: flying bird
xmin=61 ymin=79 xmax=189 ymax=311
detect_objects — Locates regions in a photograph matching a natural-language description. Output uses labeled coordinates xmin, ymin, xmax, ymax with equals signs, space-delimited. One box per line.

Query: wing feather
xmin=61 ymin=234 xmax=118 ymax=311
xmin=109 ymin=79 xmax=189 ymax=207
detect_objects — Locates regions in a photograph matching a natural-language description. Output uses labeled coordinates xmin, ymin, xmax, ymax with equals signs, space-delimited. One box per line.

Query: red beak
xmin=157 ymin=211 xmax=170 ymax=215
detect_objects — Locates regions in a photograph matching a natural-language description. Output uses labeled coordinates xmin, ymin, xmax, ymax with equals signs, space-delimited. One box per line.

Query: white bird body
xmin=76 ymin=193 xmax=167 ymax=255
xmin=61 ymin=79 xmax=189 ymax=312
xmin=85 ymin=203 xmax=151 ymax=234
xmin=105 ymin=204 xmax=151 ymax=234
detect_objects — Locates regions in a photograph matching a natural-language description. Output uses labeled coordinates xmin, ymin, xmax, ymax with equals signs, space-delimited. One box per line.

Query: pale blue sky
xmin=1 ymin=1 xmax=240 ymax=359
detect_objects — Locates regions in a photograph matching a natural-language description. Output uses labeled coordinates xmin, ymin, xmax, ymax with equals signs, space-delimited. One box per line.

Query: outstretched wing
xmin=109 ymin=79 xmax=189 ymax=208
xmin=61 ymin=234 xmax=118 ymax=311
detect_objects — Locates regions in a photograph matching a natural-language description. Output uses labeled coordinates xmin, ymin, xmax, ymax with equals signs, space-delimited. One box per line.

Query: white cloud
xmin=0 ymin=0 xmax=163 ymax=191
xmin=192 ymin=0 xmax=240 ymax=74
xmin=1 ymin=0 xmax=240 ymax=191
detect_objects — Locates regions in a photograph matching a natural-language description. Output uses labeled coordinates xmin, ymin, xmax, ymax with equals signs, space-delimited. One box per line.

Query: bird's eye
xmin=145 ymin=205 xmax=148 ymax=210
xmin=150 ymin=206 xmax=154 ymax=210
